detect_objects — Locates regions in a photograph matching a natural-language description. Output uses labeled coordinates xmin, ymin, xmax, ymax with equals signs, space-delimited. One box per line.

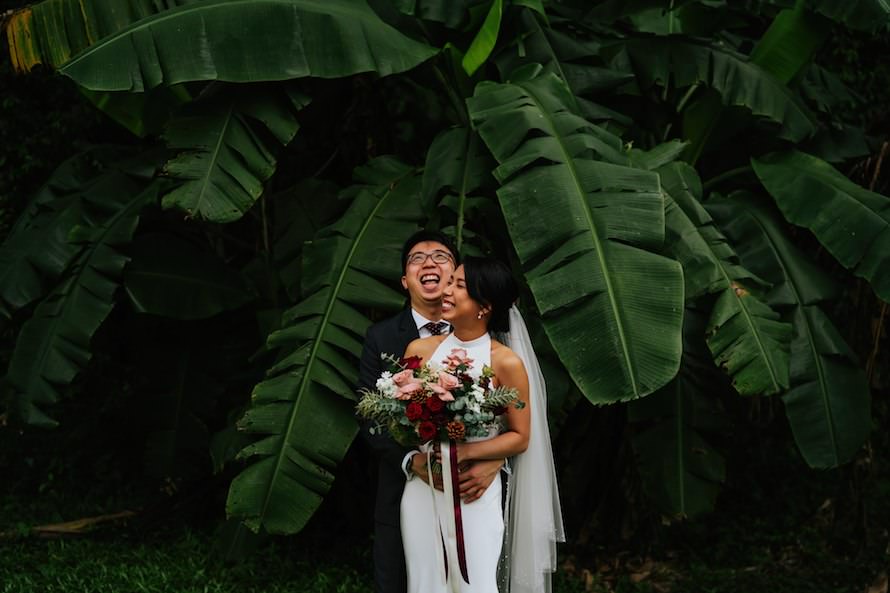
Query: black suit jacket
xmin=358 ymin=308 xmax=420 ymax=526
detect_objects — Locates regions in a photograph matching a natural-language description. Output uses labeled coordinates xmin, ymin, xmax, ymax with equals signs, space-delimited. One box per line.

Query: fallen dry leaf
xmin=866 ymin=572 xmax=888 ymax=593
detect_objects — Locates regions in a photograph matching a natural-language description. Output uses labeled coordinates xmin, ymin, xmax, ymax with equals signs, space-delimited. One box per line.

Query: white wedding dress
xmin=401 ymin=332 xmax=503 ymax=593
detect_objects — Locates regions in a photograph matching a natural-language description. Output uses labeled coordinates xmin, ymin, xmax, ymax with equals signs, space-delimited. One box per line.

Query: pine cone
xmin=410 ymin=391 xmax=428 ymax=404
xmin=446 ymin=421 xmax=465 ymax=440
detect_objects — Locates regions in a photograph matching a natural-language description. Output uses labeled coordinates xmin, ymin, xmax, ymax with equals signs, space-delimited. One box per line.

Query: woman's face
xmin=441 ymin=265 xmax=485 ymax=324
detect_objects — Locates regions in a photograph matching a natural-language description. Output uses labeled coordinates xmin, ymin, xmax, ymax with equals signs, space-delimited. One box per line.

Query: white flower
xmin=376 ymin=372 xmax=397 ymax=398
xmin=468 ymin=400 xmax=482 ymax=414
xmin=471 ymin=384 xmax=485 ymax=402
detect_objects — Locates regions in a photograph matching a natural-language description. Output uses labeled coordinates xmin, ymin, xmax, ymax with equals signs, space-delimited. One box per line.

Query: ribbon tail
xmin=427 ymin=446 xmax=448 ymax=586
xmin=449 ymin=439 xmax=470 ymax=584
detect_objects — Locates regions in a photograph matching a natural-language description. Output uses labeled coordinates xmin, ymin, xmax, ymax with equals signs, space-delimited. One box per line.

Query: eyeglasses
xmin=406 ymin=250 xmax=454 ymax=266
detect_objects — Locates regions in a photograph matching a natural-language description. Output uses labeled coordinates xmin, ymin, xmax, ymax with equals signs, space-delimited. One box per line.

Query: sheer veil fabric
xmin=499 ymin=306 xmax=565 ymax=593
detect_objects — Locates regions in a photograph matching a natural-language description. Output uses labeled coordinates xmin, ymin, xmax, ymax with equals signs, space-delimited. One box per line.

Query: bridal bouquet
xmin=357 ymin=348 xmax=524 ymax=447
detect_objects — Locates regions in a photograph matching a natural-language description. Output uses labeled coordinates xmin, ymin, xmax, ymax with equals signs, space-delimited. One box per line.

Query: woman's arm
xmin=455 ymin=351 xmax=530 ymax=464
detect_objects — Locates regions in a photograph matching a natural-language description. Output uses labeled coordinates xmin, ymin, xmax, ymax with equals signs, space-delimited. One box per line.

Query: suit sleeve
xmin=357 ymin=323 xmax=413 ymax=470
xmin=358 ymin=323 xmax=383 ymax=393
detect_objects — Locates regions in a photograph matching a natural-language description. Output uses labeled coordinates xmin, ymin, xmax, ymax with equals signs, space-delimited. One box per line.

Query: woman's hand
xmin=458 ymin=458 xmax=504 ymax=503
xmin=433 ymin=441 xmax=474 ymax=466
xmin=432 ymin=442 xmax=503 ymax=502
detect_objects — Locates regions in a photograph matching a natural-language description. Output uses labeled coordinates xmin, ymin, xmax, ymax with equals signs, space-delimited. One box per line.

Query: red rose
xmin=400 ymin=355 xmax=422 ymax=370
xmin=421 ymin=406 xmax=431 ymax=420
xmin=418 ymin=421 xmax=437 ymax=441
xmin=405 ymin=402 xmax=423 ymax=421
xmin=426 ymin=396 xmax=445 ymax=413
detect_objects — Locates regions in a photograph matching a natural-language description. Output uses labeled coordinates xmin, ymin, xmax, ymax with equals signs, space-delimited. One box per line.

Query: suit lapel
xmin=398 ymin=308 xmax=420 ymax=340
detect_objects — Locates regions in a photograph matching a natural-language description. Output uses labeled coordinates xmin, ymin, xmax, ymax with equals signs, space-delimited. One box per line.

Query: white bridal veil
xmin=500 ymin=306 xmax=565 ymax=593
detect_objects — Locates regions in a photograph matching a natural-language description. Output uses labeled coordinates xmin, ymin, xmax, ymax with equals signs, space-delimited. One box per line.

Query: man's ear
xmin=401 ymin=275 xmax=408 ymax=291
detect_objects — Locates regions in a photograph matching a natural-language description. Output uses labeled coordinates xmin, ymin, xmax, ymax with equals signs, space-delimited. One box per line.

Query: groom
xmin=358 ymin=230 xmax=503 ymax=593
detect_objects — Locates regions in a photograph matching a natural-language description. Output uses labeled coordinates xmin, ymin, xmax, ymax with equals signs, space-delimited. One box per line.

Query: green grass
xmin=2 ymin=530 xmax=372 ymax=593
xmin=0 ymin=529 xmax=610 ymax=593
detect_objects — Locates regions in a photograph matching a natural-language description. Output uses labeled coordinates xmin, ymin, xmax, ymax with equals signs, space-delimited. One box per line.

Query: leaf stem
xmin=433 ymin=65 xmax=470 ymax=127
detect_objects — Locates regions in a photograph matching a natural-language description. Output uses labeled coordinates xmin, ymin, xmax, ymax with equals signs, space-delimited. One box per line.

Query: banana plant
xmin=468 ymin=65 xmax=685 ymax=404
xmin=708 ymin=194 xmax=872 ymax=468
xmin=660 ymin=162 xmax=791 ymax=396
xmin=226 ymin=157 xmax=423 ymax=533
xmin=3 ymin=0 xmax=890 ymax=536
xmin=7 ymin=180 xmax=161 ymax=426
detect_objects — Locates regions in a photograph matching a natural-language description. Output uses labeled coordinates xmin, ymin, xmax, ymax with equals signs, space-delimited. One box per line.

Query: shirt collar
xmin=411 ymin=309 xmax=447 ymax=331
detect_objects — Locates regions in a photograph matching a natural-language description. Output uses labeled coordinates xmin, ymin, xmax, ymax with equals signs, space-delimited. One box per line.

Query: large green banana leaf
xmin=468 ymin=66 xmax=684 ymax=404
xmin=6 ymin=183 xmax=160 ymax=427
xmin=461 ymin=0 xmax=503 ymax=76
xmin=422 ymin=126 xmax=496 ymax=252
xmin=226 ymin=157 xmax=423 ymax=534
xmin=496 ymin=10 xmax=632 ymax=126
xmin=0 ymin=148 xmax=162 ymax=320
xmin=752 ymin=150 xmax=890 ymax=302
xmin=749 ymin=2 xmax=829 ymax=84
xmin=708 ymin=195 xmax=871 ymax=468
xmin=629 ymin=308 xmax=728 ymax=519
xmin=4 ymin=0 xmax=195 ymax=132
xmin=617 ymin=38 xmax=817 ymax=145
xmin=4 ymin=0 xmax=193 ymax=72
xmin=161 ymin=85 xmax=309 ymax=223
xmin=8 ymin=0 xmax=438 ymax=92
xmin=660 ymin=162 xmax=791 ymax=396
xmin=0 ymin=203 xmax=83 ymax=321
xmin=124 ymin=233 xmax=255 ymax=320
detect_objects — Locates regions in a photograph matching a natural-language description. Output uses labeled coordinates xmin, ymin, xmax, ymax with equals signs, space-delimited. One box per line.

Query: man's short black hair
xmin=401 ymin=230 xmax=460 ymax=270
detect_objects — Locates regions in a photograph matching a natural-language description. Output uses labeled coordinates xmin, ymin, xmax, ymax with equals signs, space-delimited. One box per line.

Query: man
xmin=358 ymin=230 xmax=503 ymax=593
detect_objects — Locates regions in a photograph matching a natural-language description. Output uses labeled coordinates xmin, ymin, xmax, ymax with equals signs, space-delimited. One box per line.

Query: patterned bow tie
xmin=423 ymin=321 xmax=449 ymax=336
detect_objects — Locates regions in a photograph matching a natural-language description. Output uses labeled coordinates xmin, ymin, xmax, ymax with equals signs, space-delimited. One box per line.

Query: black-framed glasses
xmin=406 ymin=250 xmax=454 ymax=266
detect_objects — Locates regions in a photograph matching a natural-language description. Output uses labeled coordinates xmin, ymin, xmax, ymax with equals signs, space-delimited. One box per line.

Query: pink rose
xmin=438 ymin=371 xmax=460 ymax=390
xmin=429 ymin=383 xmax=455 ymax=402
xmin=392 ymin=369 xmax=414 ymax=387
xmin=396 ymin=382 xmax=422 ymax=399
xmin=444 ymin=348 xmax=473 ymax=370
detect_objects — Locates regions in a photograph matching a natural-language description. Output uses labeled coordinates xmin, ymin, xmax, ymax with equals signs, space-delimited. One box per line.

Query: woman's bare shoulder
xmin=405 ymin=335 xmax=447 ymax=360
xmin=490 ymin=340 xmax=525 ymax=373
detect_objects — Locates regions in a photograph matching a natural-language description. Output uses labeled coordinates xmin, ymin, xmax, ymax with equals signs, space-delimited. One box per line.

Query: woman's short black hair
xmin=462 ymin=255 xmax=518 ymax=334
xmin=401 ymin=230 xmax=460 ymax=270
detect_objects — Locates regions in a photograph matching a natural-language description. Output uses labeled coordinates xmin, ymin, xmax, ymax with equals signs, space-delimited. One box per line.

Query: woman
xmin=400 ymin=256 xmax=564 ymax=593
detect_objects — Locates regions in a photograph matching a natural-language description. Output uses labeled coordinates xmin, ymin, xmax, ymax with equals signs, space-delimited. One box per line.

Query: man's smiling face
xmin=401 ymin=240 xmax=456 ymax=308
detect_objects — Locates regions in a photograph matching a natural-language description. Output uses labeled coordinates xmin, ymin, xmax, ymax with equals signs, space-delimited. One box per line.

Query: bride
xmin=400 ymin=256 xmax=564 ymax=593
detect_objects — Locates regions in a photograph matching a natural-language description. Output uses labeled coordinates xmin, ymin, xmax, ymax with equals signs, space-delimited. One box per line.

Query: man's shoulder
xmin=368 ymin=309 xmax=411 ymax=334
xmin=365 ymin=309 xmax=412 ymax=342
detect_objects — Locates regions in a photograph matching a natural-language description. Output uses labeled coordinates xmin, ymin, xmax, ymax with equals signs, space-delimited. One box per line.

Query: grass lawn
xmin=2 ymin=415 xmax=887 ymax=593
xmin=2 ymin=509 xmax=886 ymax=593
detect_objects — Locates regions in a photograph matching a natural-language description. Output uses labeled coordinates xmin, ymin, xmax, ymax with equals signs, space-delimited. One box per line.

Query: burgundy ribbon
xmin=449 ymin=438 xmax=470 ymax=584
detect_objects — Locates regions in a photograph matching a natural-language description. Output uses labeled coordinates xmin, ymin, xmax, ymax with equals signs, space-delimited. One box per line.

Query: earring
xmin=477 ymin=311 xmax=484 ymax=320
